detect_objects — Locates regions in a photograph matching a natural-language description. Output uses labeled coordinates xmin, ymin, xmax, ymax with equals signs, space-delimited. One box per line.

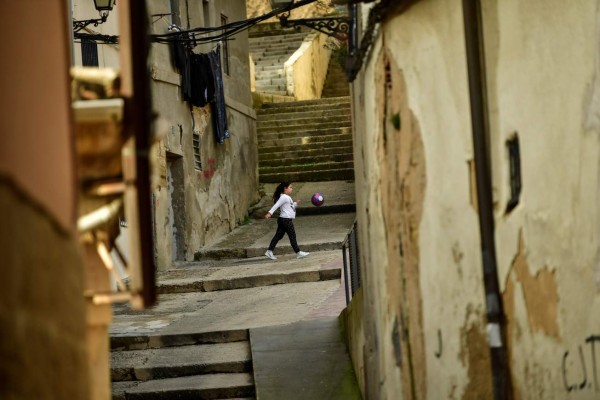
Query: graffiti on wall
xmin=203 ymin=158 xmax=216 ymax=179
xmin=562 ymin=335 xmax=600 ymax=392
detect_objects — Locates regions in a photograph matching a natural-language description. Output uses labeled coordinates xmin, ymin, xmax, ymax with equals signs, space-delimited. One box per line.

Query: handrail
xmin=341 ymin=218 xmax=360 ymax=305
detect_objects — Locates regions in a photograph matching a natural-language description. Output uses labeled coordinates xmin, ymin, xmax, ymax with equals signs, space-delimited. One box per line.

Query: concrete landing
xmin=250 ymin=318 xmax=361 ymax=400
xmin=159 ymin=250 xmax=342 ymax=294
xmin=195 ymin=212 xmax=355 ymax=259
xmin=111 ymin=281 xmax=340 ymax=339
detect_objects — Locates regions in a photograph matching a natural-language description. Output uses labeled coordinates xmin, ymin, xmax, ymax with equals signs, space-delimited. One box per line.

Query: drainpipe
xmin=462 ymin=0 xmax=512 ymax=398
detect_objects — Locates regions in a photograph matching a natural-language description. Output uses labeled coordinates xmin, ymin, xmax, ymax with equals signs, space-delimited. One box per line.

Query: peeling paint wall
xmin=486 ymin=0 xmax=600 ymax=397
xmin=349 ymin=1 xmax=491 ymax=398
xmin=348 ymin=0 xmax=600 ymax=398
xmin=148 ymin=0 xmax=259 ymax=270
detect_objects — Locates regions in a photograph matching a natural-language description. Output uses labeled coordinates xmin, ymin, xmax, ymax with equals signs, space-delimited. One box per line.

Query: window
xmin=193 ymin=132 xmax=201 ymax=170
xmin=221 ymin=14 xmax=230 ymax=75
xmin=81 ymin=39 xmax=99 ymax=67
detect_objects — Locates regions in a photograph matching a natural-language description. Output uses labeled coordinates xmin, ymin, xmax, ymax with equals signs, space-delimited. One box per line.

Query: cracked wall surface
xmin=488 ymin=1 xmax=600 ymax=397
xmin=148 ymin=0 xmax=260 ymax=270
xmin=347 ymin=0 xmax=600 ymax=398
xmin=347 ymin=1 xmax=491 ymax=398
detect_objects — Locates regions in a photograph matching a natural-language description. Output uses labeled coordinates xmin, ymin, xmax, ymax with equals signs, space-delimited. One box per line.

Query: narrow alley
xmin=7 ymin=0 xmax=600 ymax=399
xmin=110 ymin=182 xmax=361 ymax=399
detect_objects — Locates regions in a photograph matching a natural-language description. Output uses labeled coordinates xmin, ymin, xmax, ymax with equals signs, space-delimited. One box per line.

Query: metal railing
xmin=341 ymin=219 xmax=361 ymax=305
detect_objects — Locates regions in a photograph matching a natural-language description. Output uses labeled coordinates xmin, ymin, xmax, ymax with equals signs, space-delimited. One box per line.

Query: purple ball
xmin=311 ymin=193 xmax=325 ymax=207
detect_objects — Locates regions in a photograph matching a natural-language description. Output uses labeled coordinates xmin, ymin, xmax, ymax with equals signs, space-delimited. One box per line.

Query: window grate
xmin=193 ymin=133 xmax=201 ymax=170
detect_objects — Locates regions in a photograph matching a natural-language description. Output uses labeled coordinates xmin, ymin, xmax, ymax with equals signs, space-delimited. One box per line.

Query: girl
xmin=264 ymin=182 xmax=310 ymax=260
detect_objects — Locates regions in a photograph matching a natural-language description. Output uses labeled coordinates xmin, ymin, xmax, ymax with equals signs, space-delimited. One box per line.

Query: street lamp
xmin=93 ymin=0 xmax=116 ymax=12
xmin=73 ymin=0 xmax=116 ymax=33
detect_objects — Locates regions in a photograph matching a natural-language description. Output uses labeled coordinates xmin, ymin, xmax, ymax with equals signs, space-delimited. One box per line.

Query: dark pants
xmin=268 ymin=217 xmax=300 ymax=253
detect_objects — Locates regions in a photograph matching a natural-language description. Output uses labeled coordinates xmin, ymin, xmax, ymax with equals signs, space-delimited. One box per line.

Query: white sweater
xmin=268 ymin=194 xmax=297 ymax=218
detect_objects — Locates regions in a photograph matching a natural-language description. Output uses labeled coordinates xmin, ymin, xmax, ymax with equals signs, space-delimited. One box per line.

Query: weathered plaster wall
xmin=349 ymin=0 xmax=600 ymax=398
xmin=0 ymin=2 xmax=89 ymax=398
xmin=148 ymin=0 xmax=259 ymax=270
xmin=285 ymin=33 xmax=332 ymax=100
xmin=484 ymin=0 xmax=600 ymax=397
xmin=348 ymin=1 xmax=491 ymax=398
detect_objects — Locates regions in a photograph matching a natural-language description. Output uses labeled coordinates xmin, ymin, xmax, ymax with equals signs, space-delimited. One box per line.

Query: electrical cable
xmin=76 ymin=0 xmax=318 ymax=45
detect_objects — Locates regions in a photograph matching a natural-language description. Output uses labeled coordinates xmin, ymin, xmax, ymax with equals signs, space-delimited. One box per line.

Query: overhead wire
xmin=76 ymin=0 xmax=318 ymax=45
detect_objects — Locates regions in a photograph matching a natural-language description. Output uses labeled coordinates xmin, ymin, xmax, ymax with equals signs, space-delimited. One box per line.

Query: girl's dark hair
xmin=272 ymin=182 xmax=291 ymax=204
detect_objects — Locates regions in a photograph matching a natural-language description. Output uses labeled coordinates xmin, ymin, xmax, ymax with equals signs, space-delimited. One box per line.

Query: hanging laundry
xmin=189 ymin=53 xmax=215 ymax=107
xmin=170 ymin=41 xmax=192 ymax=101
xmin=170 ymin=42 xmax=229 ymax=144
xmin=208 ymin=44 xmax=229 ymax=144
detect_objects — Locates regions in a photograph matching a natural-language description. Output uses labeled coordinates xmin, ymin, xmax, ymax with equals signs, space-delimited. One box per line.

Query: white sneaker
xmin=265 ymin=250 xmax=277 ymax=260
xmin=296 ymin=251 xmax=310 ymax=259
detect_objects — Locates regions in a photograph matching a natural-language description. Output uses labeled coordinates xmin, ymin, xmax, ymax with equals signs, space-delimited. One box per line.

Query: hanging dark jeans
xmin=268 ymin=217 xmax=300 ymax=253
xmin=208 ymin=45 xmax=229 ymax=144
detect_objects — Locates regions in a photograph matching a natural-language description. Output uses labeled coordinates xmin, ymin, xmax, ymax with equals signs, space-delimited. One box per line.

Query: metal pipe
xmin=462 ymin=0 xmax=512 ymax=398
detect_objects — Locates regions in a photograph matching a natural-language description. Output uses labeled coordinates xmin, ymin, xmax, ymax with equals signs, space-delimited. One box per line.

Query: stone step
xmin=257 ymin=117 xmax=352 ymax=136
xmin=112 ymin=373 xmax=255 ymax=400
xmin=257 ymin=108 xmax=351 ymax=122
xmin=111 ymin=342 xmax=252 ymax=382
xmin=259 ymin=138 xmax=353 ymax=155
xmin=260 ymin=160 xmax=355 ymax=174
xmin=258 ymin=126 xmax=351 ymax=141
xmin=156 ymin=263 xmax=341 ymax=293
xmin=110 ymin=329 xmax=250 ymax=352
xmin=257 ymin=64 xmax=286 ymax=72
xmin=255 ymin=86 xmax=287 ymax=94
xmin=253 ymin=55 xmax=289 ymax=63
xmin=255 ymin=77 xmax=286 ymax=87
xmin=254 ymin=69 xmax=285 ymax=79
xmin=258 ymin=145 xmax=353 ymax=161
xmin=258 ymin=114 xmax=351 ymax=128
xmin=249 ymin=34 xmax=306 ymax=44
xmin=260 ymin=168 xmax=354 ymax=183
xmin=251 ymin=48 xmax=294 ymax=57
xmin=250 ymin=45 xmax=301 ymax=54
xmin=259 ymin=132 xmax=352 ymax=148
xmin=256 ymin=90 xmax=288 ymax=96
xmin=259 ymin=152 xmax=353 ymax=167
xmin=257 ymin=101 xmax=350 ymax=115
xmin=260 ymin=96 xmax=350 ymax=109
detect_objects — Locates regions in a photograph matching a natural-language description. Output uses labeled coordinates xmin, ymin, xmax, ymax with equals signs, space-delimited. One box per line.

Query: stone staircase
xmin=111 ymin=321 xmax=255 ymax=399
xmin=257 ymin=96 xmax=354 ymax=182
xmin=249 ymin=31 xmax=308 ymax=96
xmin=321 ymin=56 xmax=350 ymax=98
xmin=109 ymin=248 xmax=348 ymax=399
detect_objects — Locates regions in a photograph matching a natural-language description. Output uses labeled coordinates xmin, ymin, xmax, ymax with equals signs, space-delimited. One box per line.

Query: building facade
xmin=73 ymin=0 xmax=259 ymax=271
xmin=345 ymin=0 xmax=600 ymax=398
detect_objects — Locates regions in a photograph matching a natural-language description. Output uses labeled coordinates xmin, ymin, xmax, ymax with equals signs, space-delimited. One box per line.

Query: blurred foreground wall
xmin=0 ymin=1 xmax=89 ymax=399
